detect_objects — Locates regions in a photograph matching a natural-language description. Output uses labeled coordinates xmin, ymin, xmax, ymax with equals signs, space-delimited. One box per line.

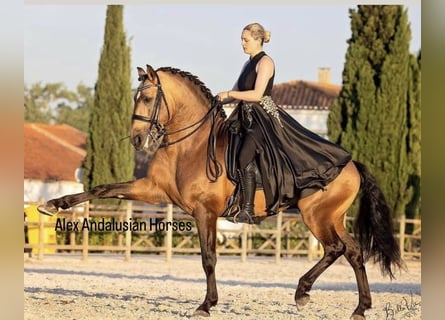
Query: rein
xmin=132 ymin=72 xmax=224 ymax=182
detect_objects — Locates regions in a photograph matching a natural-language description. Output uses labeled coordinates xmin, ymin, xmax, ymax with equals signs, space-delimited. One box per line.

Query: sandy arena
xmin=24 ymin=254 xmax=421 ymax=319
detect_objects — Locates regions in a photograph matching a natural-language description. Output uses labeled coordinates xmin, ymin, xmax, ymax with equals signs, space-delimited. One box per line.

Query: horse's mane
xmin=157 ymin=67 xmax=215 ymax=105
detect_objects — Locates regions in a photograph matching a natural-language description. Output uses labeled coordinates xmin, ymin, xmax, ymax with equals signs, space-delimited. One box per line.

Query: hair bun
xmin=243 ymin=23 xmax=271 ymax=44
xmin=263 ymin=30 xmax=271 ymax=43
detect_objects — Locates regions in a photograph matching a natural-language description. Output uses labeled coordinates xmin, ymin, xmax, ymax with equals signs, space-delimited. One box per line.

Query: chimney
xmin=318 ymin=67 xmax=331 ymax=84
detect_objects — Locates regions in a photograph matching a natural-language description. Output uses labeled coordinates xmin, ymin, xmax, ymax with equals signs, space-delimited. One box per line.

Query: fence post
xmin=285 ymin=219 xmax=291 ymax=258
xmin=82 ymin=202 xmax=89 ymax=261
xmin=125 ymin=201 xmax=132 ymax=261
xmin=398 ymin=215 xmax=406 ymax=260
xmin=165 ymin=204 xmax=173 ymax=262
xmin=308 ymin=233 xmax=315 ymax=262
xmin=247 ymin=225 xmax=252 ymax=253
xmin=70 ymin=210 xmax=76 ymax=253
xmin=38 ymin=209 xmax=44 ymax=260
xmin=275 ymin=212 xmax=282 ymax=264
xmin=241 ymin=223 xmax=248 ymax=262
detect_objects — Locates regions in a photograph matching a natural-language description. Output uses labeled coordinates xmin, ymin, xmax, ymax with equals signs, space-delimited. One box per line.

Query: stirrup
xmin=222 ymin=204 xmax=240 ymax=218
xmin=226 ymin=206 xmax=259 ymax=224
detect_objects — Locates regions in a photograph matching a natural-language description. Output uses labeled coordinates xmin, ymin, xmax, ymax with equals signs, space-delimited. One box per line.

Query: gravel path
xmin=24 ymin=254 xmax=421 ymax=319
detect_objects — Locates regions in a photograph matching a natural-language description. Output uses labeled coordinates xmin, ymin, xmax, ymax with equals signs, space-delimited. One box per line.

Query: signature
xmin=383 ymin=292 xmax=421 ymax=319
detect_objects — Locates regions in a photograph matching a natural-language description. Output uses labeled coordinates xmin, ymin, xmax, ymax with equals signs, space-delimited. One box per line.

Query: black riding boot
xmin=226 ymin=161 xmax=258 ymax=224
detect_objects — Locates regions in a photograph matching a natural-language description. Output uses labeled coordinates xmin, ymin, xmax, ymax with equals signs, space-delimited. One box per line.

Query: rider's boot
xmin=226 ymin=161 xmax=258 ymax=224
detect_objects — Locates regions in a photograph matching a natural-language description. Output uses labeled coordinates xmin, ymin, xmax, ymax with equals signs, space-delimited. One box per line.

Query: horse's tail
xmin=353 ymin=160 xmax=405 ymax=279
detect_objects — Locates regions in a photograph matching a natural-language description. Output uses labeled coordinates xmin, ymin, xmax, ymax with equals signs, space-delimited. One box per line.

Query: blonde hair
xmin=243 ymin=23 xmax=271 ymax=44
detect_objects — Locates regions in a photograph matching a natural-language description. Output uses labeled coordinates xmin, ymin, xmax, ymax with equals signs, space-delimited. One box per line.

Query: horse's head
xmin=130 ymin=65 xmax=225 ymax=180
xmin=130 ymin=65 xmax=170 ymax=155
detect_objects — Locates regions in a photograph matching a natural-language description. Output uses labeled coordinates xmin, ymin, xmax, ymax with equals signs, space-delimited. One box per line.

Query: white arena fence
xmin=24 ymin=200 xmax=421 ymax=263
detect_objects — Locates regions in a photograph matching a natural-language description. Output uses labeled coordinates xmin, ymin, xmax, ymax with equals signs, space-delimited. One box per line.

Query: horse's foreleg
xmin=38 ymin=178 xmax=166 ymax=216
xmin=194 ymin=209 xmax=218 ymax=317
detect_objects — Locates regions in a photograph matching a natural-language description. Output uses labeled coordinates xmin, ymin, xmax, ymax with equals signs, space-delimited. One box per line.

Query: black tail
xmin=353 ymin=161 xmax=405 ymax=279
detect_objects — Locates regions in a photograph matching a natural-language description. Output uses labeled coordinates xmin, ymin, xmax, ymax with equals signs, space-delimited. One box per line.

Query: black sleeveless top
xmin=237 ymin=51 xmax=274 ymax=95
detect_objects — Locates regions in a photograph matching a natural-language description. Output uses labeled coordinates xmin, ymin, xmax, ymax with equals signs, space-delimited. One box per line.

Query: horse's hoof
xmin=350 ymin=314 xmax=366 ymax=320
xmin=295 ymin=293 xmax=310 ymax=308
xmin=37 ymin=203 xmax=58 ymax=216
xmin=193 ymin=309 xmax=210 ymax=317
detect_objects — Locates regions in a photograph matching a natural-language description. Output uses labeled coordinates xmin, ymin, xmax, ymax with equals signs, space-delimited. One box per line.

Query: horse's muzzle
xmin=131 ymin=130 xmax=164 ymax=156
xmin=131 ymin=132 xmax=148 ymax=151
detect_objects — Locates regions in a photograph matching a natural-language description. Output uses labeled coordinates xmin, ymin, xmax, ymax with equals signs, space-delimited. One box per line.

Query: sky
xmin=24 ymin=4 xmax=421 ymax=95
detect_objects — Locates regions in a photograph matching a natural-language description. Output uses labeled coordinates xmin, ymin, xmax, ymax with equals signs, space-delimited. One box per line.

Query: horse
xmin=38 ymin=64 xmax=403 ymax=320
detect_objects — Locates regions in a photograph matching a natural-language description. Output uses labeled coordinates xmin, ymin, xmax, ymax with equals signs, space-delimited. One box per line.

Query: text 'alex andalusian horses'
xmin=38 ymin=65 xmax=403 ymax=319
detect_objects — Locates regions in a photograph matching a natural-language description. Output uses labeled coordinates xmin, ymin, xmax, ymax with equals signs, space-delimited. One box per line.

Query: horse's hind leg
xmin=335 ymin=223 xmax=371 ymax=320
xmin=294 ymin=221 xmax=346 ymax=307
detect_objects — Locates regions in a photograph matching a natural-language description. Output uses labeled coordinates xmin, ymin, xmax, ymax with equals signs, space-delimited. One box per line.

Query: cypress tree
xmin=405 ymin=50 xmax=421 ymax=222
xmin=82 ymin=5 xmax=134 ymax=196
xmin=327 ymin=5 xmax=413 ymax=216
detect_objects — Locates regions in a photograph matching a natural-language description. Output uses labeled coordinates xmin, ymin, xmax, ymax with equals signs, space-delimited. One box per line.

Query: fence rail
xmin=24 ymin=200 xmax=421 ymax=263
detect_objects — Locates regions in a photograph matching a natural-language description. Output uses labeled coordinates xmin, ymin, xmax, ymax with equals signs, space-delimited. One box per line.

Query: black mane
xmin=157 ymin=67 xmax=215 ymax=103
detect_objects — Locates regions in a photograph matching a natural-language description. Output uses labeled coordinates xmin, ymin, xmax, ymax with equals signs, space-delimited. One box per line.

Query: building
xmin=24 ymin=123 xmax=86 ymax=202
xmin=24 ymin=122 xmax=152 ymax=199
xmin=272 ymin=68 xmax=341 ymax=138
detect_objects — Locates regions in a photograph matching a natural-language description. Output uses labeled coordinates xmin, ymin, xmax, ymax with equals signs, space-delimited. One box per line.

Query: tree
xmin=55 ymin=83 xmax=93 ymax=132
xmin=24 ymin=82 xmax=93 ymax=132
xmin=327 ymin=5 xmax=416 ymax=217
xmin=405 ymin=50 xmax=421 ymax=222
xmin=82 ymin=5 xmax=134 ymax=195
xmin=24 ymin=82 xmax=74 ymax=123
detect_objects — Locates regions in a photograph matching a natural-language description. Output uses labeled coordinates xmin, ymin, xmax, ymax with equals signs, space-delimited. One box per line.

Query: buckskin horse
xmin=38 ymin=65 xmax=403 ymax=320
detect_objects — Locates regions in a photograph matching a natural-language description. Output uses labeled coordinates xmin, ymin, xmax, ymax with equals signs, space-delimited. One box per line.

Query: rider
xmin=217 ymin=23 xmax=352 ymax=224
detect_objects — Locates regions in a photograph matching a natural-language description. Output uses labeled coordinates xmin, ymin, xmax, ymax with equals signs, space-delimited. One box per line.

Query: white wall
xmin=24 ymin=179 xmax=84 ymax=203
xmin=286 ymin=109 xmax=330 ymax=138
xmin=223 ymin=106 xmax=329 ymax=138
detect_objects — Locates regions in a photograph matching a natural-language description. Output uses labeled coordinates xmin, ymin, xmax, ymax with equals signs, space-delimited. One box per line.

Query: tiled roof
xmin=271 ymin=80 xmax=341 ymax=109
xmin=24 ymin=123 xmax=87 ymax=181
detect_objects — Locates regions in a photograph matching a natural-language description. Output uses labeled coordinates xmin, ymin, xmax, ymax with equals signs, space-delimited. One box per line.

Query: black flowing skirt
xmin=227 ymin=101 xmax=352 ymax=214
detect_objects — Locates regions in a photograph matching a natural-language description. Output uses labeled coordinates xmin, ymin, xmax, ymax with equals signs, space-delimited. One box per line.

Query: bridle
xmin=132 ymin=80 xmax=168 ymax=150
xmin=132 ymin=71 xmax=225 ymax=181
xmin=132 ymin=74 xmax=222 ymax=148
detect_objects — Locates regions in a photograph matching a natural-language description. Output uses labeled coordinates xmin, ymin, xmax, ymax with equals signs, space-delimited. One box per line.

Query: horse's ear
xmin=137 ymin=67 xmax=146 ymax=81
xmin=146 ymin=64 xmax=157 ymax=83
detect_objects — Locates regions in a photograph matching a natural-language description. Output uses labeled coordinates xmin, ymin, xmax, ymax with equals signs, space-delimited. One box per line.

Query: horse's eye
xmin=143 ymin=97 xmax=151 ymax=105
